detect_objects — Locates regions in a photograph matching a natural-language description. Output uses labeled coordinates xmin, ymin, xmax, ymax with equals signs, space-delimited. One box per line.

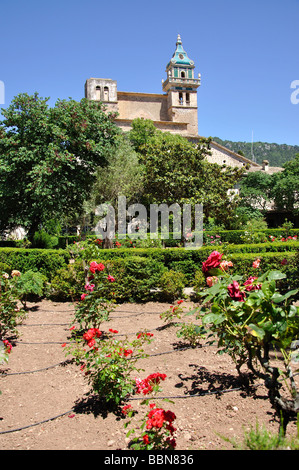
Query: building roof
xmin=167 ymin=34 xmax=195 ymax=68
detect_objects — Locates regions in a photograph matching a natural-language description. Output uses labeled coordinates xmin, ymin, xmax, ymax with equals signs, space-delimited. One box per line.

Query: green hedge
xmin=0 ymin=248 xmax=70 ymax=280
xmin=1 ymin=228 xmax=298 ymax=249
xmin=50 ymin=255 xmax=167 ymax=303
xmin=91 ymin=242 xmax=298 ymax=282
xmin=1 ymin=245 xmax=297 ymax=302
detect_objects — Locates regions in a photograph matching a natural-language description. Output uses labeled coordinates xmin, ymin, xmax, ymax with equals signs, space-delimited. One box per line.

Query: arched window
xmin=181 ymin=71 xmax=185 ymax=78
xmin=186 ymin=93 xmax=190 ymax=104
xmin=104 ymin=86 xmax=109 ymax=101
xmin=96 ymin=86 xmax=101 ymax=100
xmin=179 ymin=92 xmax=183 ymax=105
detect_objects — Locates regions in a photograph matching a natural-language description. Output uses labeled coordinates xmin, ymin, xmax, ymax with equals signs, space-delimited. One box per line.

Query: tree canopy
xmin=238 ymin=154 xmax=299 ymax=220
xmin=128 ymin=119 xmax=246 ymax=227
xmin=0 ymin=93 xmax=119 ymax=238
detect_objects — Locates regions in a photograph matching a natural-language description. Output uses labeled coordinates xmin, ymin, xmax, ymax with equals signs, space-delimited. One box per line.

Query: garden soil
xmin=0 ymin=299 xmax=298 ymax=451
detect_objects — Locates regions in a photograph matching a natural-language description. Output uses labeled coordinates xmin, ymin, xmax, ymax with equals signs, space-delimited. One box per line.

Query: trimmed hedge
xmin=0 ymin=248 xmax=70 ymax=280
xmin=90 ymin=242 xmax=298 ymax=282
xmin=1 ymin=245 xmax=297 ymax=302
xmin=1 ymin=228 xmax=298 ymax=249
xmin=50 ymin=255 xmax=167 ymax=303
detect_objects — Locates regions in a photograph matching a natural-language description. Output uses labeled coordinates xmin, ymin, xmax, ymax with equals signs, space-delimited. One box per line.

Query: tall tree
xmin=271 ymin=154 xmax=299 ymax=214
xmin=131 ymin=124 xmax=246 ymax=228
xmin=0 ymin=93 xmax=119 ymax=238
xmin=238 ymin=171 xmax=273 ymax=214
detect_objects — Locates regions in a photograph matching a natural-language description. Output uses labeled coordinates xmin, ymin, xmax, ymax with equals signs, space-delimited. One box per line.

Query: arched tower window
xmin=96 ymin=86 xmax=101 ymax=100
xmin=104 ymin=86 xmax=109 ymax=101
xmin=181 ymin=71 xmax=185 ymax=78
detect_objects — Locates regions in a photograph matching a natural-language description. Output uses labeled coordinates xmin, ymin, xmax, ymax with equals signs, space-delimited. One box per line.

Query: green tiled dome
xmin=168 ymin=34 xmax=194 ymax=67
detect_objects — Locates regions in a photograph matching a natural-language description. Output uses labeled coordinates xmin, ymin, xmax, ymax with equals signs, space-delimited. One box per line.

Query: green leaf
xmin=288 ymin=305 xmax=298 ymax=318
xmin=247 ymin=324 xmax=265 ymax=340
xmin=267 ymin=271 xmax=286 ymax=281
xmin=261 ymin=280 xmax=276 ymax=298
xmin=202 ymin=312 xmax=226 ymax=325
xmin=271 ymin=289 xmax=299 ymax=303
xmin=246 ymin=290 xmax=264 ymax=306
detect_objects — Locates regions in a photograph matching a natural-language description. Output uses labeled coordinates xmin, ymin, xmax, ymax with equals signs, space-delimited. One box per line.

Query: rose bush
xmin=123 ymin=374 xmax=177 ymax=450
xmin=72 ymin=261 xmax=116 ymax=330
xmin=64 ymin=327 xmax=154 ymax=405
xmin=0 ymin=270 xmax=26 ymax=339
xmin=197 ymin=250 xmax=299 ymax=436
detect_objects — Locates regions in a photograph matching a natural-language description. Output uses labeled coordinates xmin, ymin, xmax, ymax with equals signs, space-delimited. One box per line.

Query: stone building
xmin=85 ymin=34 xmax=280 ymax=174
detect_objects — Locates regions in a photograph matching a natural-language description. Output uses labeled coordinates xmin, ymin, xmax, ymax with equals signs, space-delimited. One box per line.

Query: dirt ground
xmin=0 ymin=299 xmax=298 ymax=452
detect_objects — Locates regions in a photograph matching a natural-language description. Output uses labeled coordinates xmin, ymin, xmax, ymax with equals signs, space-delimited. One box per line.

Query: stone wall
xmin=117 ymin=92 xmax=169 ymax=122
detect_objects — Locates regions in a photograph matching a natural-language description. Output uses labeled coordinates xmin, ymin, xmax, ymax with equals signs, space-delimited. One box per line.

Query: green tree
xmin=238 ymin=171 xmax=273 ymax=216
xmin=90 ymin=134 xmax=144 ymax=209
xmin=0 ymin=93 xmax=119 ymax=239
xmin=132 ymin=124 xmax=245 ymax=227
xmin=271 ymin=154 xmax=299 ymax=214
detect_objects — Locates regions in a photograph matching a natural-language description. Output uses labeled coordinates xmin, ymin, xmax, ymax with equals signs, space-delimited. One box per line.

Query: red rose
xmin=202 ymin=251 xmax=223 ymax=274
xmin=89 ymin=261 xmax=105 ymax=273
xmin=227 ymin=281 xmax=245 ymax=301
xmin=244 ymin=276 xmax=261 ymax=291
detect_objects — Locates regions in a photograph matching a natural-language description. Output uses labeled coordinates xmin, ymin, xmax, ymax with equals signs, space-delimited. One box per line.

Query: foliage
xmin=11 ymin=270 xmax=46 ymax=308
xmin=90 ymin=133 xmax=144 ymax=209
xmin=212 ymin=137 xmax=299 ymax=168
xmin=196 ymin=250 xmax=299 ymax=435
xmin=221 ymin=418 xmax=299 ymax=450
xmin=0 ymin=248 xmax=69 ymax=281
xmin=238 ymin=172 xmax=273 ymax=216
xmin=159 ymin=270 xmax=186 ymax=302
xmin=50 ymin=259 xmax=85 ymax=301
xmin=122 ymin=373 xmax=177 ymax=450
xmin=65 ymin=328 xmax=154 ymax=405
xmin=176 ymin=322 xmax=206 ymax=348
xmin=159 ymin=299 xmax=185 ymax=324
xmin=72 ymin=261 xmax=116 ymax=330
xmin=238 ymin=154 xmax=299 ymax=218
xmin=0 ymin=271 xmax=26 ymax=338
xmin=32 ymin=230 xmax=59 ymax=249
xmin=0 ymin=338 xmax=13 ymax=365
xmin=0 ymin=93 xmax=119 ymax=238
xmin=131 ymin=123 xmax=246 ymax=227
xmin=192 ymin=269 xmax=206 ymax=298
xmin=271 ymin=155 xmax=299 ymax=214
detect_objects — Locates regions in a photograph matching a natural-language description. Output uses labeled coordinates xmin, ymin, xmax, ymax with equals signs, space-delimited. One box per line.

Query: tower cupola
xmin=162 ymin=34 xmax=201 ymax=92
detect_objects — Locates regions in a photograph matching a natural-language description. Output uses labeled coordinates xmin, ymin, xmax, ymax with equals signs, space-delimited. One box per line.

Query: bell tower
xmin=162 ymin=34 xmax=201 ymax=135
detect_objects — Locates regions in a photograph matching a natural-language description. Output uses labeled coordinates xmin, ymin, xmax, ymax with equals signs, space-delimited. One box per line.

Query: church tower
xmin=162 ymin=34 xmax=201 ymax=135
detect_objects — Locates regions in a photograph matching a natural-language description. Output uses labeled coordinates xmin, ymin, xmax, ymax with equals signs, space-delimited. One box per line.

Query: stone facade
xmin=84 ymin=35 xmax=281 ymax=174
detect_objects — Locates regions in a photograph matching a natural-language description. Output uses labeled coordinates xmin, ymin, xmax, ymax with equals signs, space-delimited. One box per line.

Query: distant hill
xmin=212 ymin=137 xmax=299 ymax=167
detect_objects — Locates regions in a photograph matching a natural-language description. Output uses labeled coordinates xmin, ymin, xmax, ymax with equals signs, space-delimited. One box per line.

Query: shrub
xmin=0 ymin=273 xmax=26 ymax=338
xmin=0 ymin=248 xmax=69 ymax=281
xmin=32 ymin=230 xmax=59 ymax=249
xmin=50 ymin=259 xmax=86 ymax=301
xmin=64 ymin=327 xmax=154 ymax=406
xmin=12 ymin=270 xmax=46 ymax=308
xmin=100 ymin=256 xmax=166 ymax=303
xmin=159 ymin=270 xmax=186 ymax=302
xmin=197 ymin=250 xmax=299 ymax=436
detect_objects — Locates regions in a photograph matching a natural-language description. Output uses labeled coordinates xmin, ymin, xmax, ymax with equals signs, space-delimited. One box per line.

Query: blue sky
xmin=0 ymin=0 xmax=298 ymax=145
